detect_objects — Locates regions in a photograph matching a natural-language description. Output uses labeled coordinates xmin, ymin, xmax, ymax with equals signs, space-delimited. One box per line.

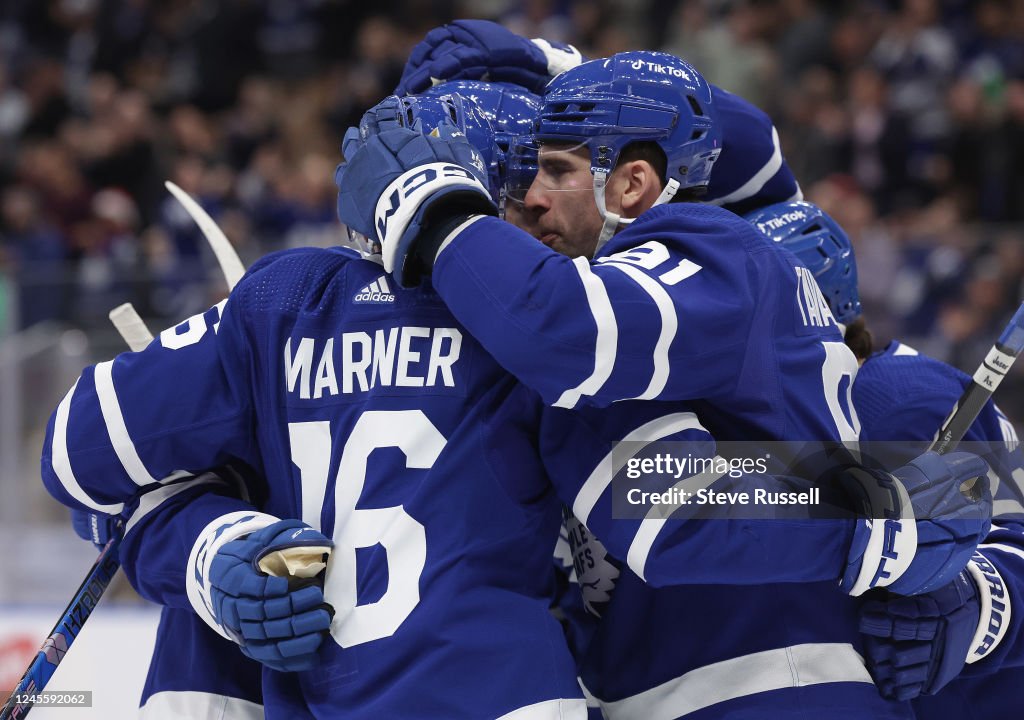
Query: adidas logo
xmin=354 ymin=276 xmax=395 ymax=304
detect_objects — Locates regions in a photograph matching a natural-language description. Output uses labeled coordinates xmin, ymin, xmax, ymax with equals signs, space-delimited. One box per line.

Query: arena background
xmin=2 ymin=0 xmax=1024 ymax=712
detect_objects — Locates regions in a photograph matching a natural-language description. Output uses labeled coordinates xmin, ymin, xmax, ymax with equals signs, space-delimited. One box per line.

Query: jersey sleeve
xmin=431 ymin=206 xmax=759 ymax=409
xmin=118 ymin=468 xmax=281 ymax=640
xmin=119 ymin=469 xmax=262 ymax=607
xmin=525 ymin=393 xmax=855 ymax=587
xmin=40 ymin=284 xmax=259 ymax=516
xmin=704 ymin=85 xmax=802 ymax=215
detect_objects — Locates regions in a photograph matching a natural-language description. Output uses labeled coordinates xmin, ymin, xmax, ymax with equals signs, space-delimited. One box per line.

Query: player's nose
xmin=523 ymin=177 xmax=551 ymax=213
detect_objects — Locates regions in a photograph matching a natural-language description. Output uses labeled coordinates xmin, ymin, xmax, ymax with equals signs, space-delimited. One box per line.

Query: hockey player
xmin=42 ymin=87 xmax=988 ymax=719
xmin=40 ymin=93 xmax=588 ymax=719
xmin=334 ymin=45 xmax=993 ymax=717
xmin=747 ymin=199 xmax=1024 ymax=715
xmin=394 ymin=19 xmax=801 ymax=217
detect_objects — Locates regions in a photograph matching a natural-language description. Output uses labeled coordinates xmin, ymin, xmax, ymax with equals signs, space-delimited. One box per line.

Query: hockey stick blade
xmin=164 ymin=181 xmax=245 ymax=290
xmin=0 ymin=535 xmax=121 ymax=720
xmin=931 ymin=301 xmax=1024 ymax=455
xmin=108 ymin=303 xmax=154 ymax=352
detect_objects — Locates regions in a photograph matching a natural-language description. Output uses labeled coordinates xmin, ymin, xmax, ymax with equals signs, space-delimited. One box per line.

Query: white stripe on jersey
xmin=599 ymin=262 xmax=677 ymax=400
xmin=52 ymin=379 xmax=124 ymax=514
xmin=140 ymin=690 xmax=263 ymax=720
xmin=124 ymin=473 xmax=221 ymax=535
xmin=95 ymin=360 xmax=159 ymax=487
xmin=995 ymin=499 xmax=1024 ymax=518
xmin=980 ymin=541 xmax=1024 ymax=563
xmin=597 ymin=642 xmax=872 ymax=719
xmin=572 ymin=413 xmax=706 ymax=527
xmin=554 ymin=257 xmax=618 ymax=409
xmin=1008 ymin=466 xmax=1024 ymax=506
xmin=187 ymin=511 xmax=280 ymax=640
xmin=708 ymin=126 xmax=784 ymax=207
xmin=579 ymin=678 xmax=601 ymax=709
xmin=494 ymin=697 xmax=588 ymax=720
xmin=892 ymin=343 xmax=919 ymax=356
xmin=626 ymin=461 xmax=728 ymax=581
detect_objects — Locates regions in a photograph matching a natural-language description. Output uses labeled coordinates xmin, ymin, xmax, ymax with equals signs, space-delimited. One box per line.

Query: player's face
xmin=510 ymin=142 xmax=602 ymax=259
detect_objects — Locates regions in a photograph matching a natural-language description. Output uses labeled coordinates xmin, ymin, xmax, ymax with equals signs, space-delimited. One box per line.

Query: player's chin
xmin=538 ymin=232 xmax=560 ymax=248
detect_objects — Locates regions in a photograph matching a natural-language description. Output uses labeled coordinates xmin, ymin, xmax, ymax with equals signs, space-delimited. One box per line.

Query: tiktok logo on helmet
xmin=629 ymin=58 xmax=692 ymax=79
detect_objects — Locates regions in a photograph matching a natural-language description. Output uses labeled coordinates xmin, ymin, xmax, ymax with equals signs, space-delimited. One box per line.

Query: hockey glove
xmin=859 ymin=551 xmax=1010 ymax=699
xmin=395 ymin=20 xmax=582 ymax=95
xmin=335 ymin=125 xmax=497 ymax=287
xmin=209 ymin=519 xmax=334 ymax=672
xmin=841 ymin=451 xmax=991 ymax=596
xmin=70 ymin=509 xmax=120 ymax=550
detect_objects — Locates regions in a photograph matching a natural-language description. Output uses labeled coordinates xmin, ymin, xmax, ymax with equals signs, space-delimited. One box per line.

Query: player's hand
xmin=395 ymin=19 xmax=582 ymax=95
xmin=335 ymin=124 xmax=497 ymax=288
xmin=859 ymin=551 xmax=1006 ymax=700
xmin=209 ymin=519 xmax=334 ymax=673
xmin=841 ymin=451 xmax=991 ymax=596
xmin=70 ymin=509 xmax=121 ymax=550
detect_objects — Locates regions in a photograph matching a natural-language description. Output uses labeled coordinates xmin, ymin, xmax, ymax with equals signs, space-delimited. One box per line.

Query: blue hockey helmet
xmin=338 ymin=92 xmax=500 ymax=257
xmin=357 ymin=92 xmax=501 ymax=202
xmin=532 ymin=51 xmax=722 ymax=248
xmin=745 ymin=201 xmax=862 ymax=325
xmin=423 ymin=81 xmax=540 ymax=212
xmin=423 ymin=81 xmax=540 ymax=159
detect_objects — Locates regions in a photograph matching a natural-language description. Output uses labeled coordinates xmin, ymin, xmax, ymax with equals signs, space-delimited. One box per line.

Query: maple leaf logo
xmin=564 ymin=514 xmax=620 ymax=618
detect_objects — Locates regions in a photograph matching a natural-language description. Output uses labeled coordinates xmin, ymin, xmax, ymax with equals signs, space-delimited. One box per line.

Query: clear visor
xmin=504 ymin=138 xmax=594 ymax=206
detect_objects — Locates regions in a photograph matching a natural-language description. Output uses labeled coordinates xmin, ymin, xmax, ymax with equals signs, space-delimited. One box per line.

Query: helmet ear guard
xmin=744 ymin=200 xmax=862 ymax=325
xmin=592 ymin=171 xmax=681 ymax=254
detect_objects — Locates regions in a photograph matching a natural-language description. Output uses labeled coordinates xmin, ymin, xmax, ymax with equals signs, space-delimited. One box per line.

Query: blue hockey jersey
xmin=42 ymin=245 xmax=873 ymax=719
xmin=854 ymin=341 xmax=1024 ymax=716
xmin=42 ymin=247 xmax=589 ymax=720
xmin=140 ymin=606 xmax=263 ymax=719
xmin=431 ymin=203 xmax=861 ymax=443
xmin=428 ymin=204 xmax=918 ymax=717
xmin=557 ymin=520 xmax=917 ymax=719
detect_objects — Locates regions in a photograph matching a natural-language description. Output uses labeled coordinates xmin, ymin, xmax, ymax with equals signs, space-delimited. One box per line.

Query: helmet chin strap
xmin=591 ymin=171 xmax=681 ymax=256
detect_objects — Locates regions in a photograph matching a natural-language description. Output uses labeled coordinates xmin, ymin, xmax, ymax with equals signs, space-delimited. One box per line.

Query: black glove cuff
xmin=405 ymin=191 xmax=498 ymax=285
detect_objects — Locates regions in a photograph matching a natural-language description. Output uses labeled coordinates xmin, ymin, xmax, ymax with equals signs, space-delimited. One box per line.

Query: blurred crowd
xmin=2 ymin=0 xmax=1024 ymax=414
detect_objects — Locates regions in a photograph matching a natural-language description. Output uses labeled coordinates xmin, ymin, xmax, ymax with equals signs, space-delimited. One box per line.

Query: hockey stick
xmin=0 ymin=304 xmax=153 ymax=719
xmin=109 ymin=179 xmax=244 ymax=350
xmin=108 ymin=303 xmax=154 ymax=351
xmin=164 ymin=181 xmax=245 ymax=290
xmin=930 ymin=301 xmax=1024 ymax=455
xmin=0 ymin=535 xmax=121 ymax=720
xmin=1 ymin=187 xmax=248 ymax=717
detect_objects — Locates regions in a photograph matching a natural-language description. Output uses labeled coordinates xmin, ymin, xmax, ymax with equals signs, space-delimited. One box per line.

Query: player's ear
xmin=615 ymin=160 xmax=663 ymax=218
